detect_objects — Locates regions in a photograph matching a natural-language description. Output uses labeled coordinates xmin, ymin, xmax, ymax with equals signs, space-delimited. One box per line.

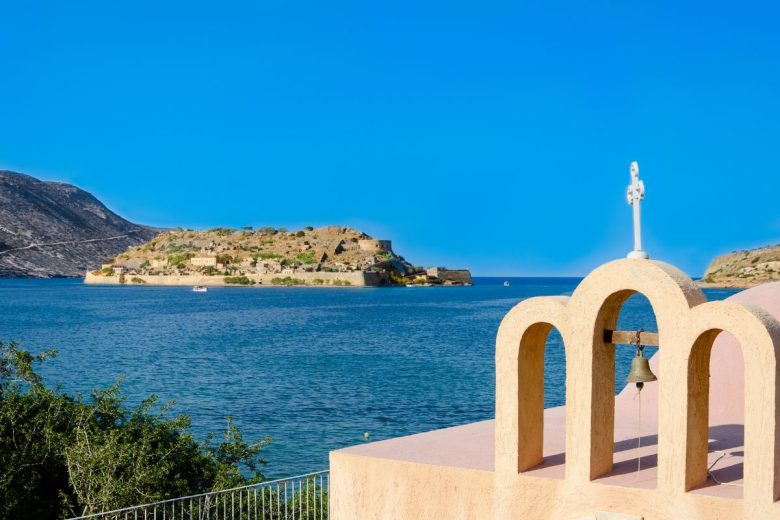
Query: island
xmin=700 ymin=243 xmax=780 ymax=288
xmin=84 ymin=225 xmax=472 ymax=287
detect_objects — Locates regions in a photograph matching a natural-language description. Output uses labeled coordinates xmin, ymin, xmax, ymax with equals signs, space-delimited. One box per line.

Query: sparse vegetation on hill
xmin=701 ymin=244 xmax=780 ymax=287
xmin=95 ymin=226 xmax=421 ymax=285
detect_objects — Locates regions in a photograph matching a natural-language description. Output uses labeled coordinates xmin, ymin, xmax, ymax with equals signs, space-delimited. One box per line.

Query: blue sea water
xmin=0 ymin=277 xmax=738 ymax=478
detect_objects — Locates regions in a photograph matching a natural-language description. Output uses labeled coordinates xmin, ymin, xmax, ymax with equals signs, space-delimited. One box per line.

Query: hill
xmin=0 ymin=170 xmax=158 ymax=277
xmin=701 ymin=244 xmax=780 ymax=287
xmin=89 ymin=226 xmax=472 ymax=287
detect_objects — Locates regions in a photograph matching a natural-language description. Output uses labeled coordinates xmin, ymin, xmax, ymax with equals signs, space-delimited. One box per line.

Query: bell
xmin=626 ymin=347 xmax=657 ymax=389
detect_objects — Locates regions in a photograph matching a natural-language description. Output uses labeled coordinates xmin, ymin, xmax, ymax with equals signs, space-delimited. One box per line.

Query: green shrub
xmin=0 ymin=342 xmax=269 ymax=519
xmin=253 ymin=252 xmax=282 ymax=260
xmin=168 ymin=254 xmax=192 ymax=267
xmin=332 ymin=279 xmax=352 ymax=286
xmin=296 ymin=251 xmax=317 ymax=264
xmin=139 ymin=260 xmax=150 ymax=269
xmin=295 ymin=231 xmax=305 ymax=237
xmin=304 ymin=226 xmax=314 ymax=231
xmin=312 ymin=278 xmax=324 ymax=285
xmin=223 ymin=276 xmax=253 ymax=285
xmin=130 ymin=277 xmax=146 ymax=284
xmin=270 ymin=277 xmax=306 ymax=286
xmin=209 ymin=227 xmax=233 ymax=236
xmin=100 ymin=267 xmax=114 ymax=276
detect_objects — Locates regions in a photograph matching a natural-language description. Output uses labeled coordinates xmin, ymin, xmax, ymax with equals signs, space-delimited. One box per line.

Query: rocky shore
xmin=700 ymin=244 xmax=780 ymax=288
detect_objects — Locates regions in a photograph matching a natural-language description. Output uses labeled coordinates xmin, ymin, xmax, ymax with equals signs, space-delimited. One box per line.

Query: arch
xmin=685 ymin=301 xmax=780 ymax=505
xmin=565 ymin=259 xmax=705 ymax=482
xmin=495 ymin=296 xmax=569 ymax=477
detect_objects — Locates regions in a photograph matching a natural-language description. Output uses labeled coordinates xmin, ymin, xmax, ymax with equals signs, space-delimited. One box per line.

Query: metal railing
xmin=67 ymin=470 xmax=329 ymax=520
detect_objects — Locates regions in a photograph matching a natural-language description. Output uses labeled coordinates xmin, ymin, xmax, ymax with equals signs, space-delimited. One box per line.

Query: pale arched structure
xmin=495 ymin=259 xmax=780 ymax=519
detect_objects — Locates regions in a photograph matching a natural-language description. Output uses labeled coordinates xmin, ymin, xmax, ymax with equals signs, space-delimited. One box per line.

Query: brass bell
xmin=626 ymin=346 xmax=657 ymax=390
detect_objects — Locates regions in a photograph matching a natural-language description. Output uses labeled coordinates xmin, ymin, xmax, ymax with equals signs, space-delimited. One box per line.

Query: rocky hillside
xmin=701 ymin=244 xmax=780 ymax=288
xmin=0 ymin=170 xmax=158 ymax=278
xmin=99 ymin=225 xmax=417 ymax=281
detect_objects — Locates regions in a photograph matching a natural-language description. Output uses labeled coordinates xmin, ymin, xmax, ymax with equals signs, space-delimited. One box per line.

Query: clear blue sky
xmin=1 ymin=1 xmax=778 ymax=276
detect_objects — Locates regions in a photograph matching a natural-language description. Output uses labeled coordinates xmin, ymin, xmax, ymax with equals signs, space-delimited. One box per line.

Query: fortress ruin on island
xmin=84 ymin=225 xmax=471 ymax=287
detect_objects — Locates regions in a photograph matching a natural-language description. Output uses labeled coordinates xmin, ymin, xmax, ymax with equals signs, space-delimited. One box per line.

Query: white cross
xmin=626 ymin=161 xmax=649 ymax=259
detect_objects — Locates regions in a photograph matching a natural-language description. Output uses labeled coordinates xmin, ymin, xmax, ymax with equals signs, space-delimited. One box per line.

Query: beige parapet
xmin=84 ymin=270 xmax=381 ymax=287
xmin=330 ymin=452 xmax=494 ymax=520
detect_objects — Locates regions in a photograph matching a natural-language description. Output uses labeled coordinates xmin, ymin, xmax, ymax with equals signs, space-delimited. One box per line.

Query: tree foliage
xmin=0 ymin=341 xmax=270 ymax=520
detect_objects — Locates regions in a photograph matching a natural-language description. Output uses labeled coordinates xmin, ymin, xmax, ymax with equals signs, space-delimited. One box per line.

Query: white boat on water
xmin=193 ymin=285 xmax=208 ymax=292
xmin=503 ymin=281 xmax=510 ymax=287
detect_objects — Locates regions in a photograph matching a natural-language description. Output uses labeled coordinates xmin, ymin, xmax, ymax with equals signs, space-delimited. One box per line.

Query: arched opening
xmin=591 ymin=291 xmax=661 ymax=488
xmin=516 ymin=322 xmax=567 ymax=479
xmin=687 ymin=329 xmax=745 ymax=499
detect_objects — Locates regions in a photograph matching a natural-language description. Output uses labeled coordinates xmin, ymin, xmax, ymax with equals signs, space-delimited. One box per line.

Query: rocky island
xmin=700 ymin=244 xmax=780 ymax=288
xmin=86 ymin=226 xmax=472 ymax=287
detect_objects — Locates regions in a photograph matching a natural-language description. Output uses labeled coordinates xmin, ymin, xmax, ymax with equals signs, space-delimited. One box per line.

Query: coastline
xmin=84 ymin=270 xmax=381 ymax=287
xmin=696 ymin=279 xmax=772 ymax=289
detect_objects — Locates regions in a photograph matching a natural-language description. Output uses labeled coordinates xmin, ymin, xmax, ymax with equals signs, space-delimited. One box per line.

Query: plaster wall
xmin=330 ymin=453 xmax=494 ymax=520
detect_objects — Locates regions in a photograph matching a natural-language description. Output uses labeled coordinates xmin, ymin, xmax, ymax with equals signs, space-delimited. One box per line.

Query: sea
xmin=0 ymin=277 xmax=739 ymax=478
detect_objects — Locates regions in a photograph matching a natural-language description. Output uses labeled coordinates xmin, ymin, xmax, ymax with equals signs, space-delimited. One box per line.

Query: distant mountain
xmin=701 ymin=244 xmax=780 ymax=288
xmin=0 ymin=170 xmax=159 ymax=278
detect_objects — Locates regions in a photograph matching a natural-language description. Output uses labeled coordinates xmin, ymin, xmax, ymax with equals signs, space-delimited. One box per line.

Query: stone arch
xmin=685 ymin=301 xmax=780 ymax=506
xmin=495 ymin=296 xmax=569 ymax=477
xmin=565 ymin=259 xmax=706 ymax=482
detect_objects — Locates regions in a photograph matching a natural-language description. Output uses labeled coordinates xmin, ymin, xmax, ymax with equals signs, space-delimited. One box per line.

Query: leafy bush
xmin=209 ymin=227 xmax=233 ymax=236
xmin=270 ymin=277 xmax=306 ymax=286
xmin=130 ymin=277 xmax=146 ymax=284
xmin=295 ymin=231 xmax=305 ymax=237
xmin=140 ymin=260 xmax=150 ymax=269
xmin=223 ymin=276 xmax=254 ymax=285
xmin=296 ymin=251 xmax=317 ymax=264
xmin=254 ymin=252 xmax=282 ymax=260
xmin=312 ymin=278 xmax=324 ymax=285
xmin=100 ymin=267 xmax=114 ymax=276
xmin=332 ymin=279 xmax=352 ymax=286
xmin=216 ymin=254 xmax=234 ymax=265
xmin=0 ymin=342 xmax=269 ymax=519
xmin=168 ymin=255 xmax=192 ymax=267
xmin=304 ymin=226 xmax=314 ymax=231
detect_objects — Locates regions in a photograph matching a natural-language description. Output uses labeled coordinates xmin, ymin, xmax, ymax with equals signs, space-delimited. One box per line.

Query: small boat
xmin=503 ymin=281 xmax=510 ymax=287
xmin=193 ymin=285 xmax=208 ymax=292
xmin=405 ymin=283 xmax=417 ymax=287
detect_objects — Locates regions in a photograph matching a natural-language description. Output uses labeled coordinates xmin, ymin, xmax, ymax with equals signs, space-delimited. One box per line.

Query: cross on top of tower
xmin=626 ymin=161 xmax=649 ymax=259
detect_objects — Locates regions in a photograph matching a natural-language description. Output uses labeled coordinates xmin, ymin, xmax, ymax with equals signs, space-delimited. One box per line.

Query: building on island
xmin=150 ymin=259 xmax=166 ymax=269
xmin=330 ymin=259 xmax=780 ymax=519
xmin=358 ymin=239 xmax=392 ymax=253
xmin=189 ymin=256 xmax=217 ymax=267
